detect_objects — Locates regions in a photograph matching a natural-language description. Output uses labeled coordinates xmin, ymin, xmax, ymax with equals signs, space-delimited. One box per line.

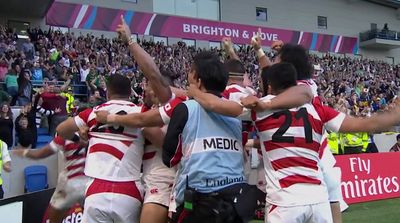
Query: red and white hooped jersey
xmin=74 ymin=100 xmax=144 ymax=182
xmin=159 ymin=95 xmax=188 ymax=125
xmin=253 ymin=95 xmax=346 ymax=206
xmin=142 ymin=125 xmax=176 ymax=183
xmin=297 ymin=79 xmax=318 ymax=97
xmin=222 ymin=84 xmax=257 ymax=102
xmin=223 ymin=84 xmax=256 ymax=122
xmin=50 ymin=136 xmax=86 ymax=179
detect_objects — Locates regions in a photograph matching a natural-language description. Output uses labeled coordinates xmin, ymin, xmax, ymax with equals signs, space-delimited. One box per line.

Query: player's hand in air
xmin=116 ymin=15 xmax=132 ymax=45
xmin=222 ymin=37 xmax=234 ymax=52
xmin=251 ymin=28 xmax=262 ymax=50
xmin=95 ymin=110 xmax=111 ymax=124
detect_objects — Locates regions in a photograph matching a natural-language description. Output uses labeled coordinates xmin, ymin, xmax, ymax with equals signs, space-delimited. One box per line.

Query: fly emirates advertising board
xmin=336 ymin=152 xmax=400 ymax=204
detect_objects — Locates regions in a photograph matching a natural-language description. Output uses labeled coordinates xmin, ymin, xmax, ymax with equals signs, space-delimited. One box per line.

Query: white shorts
xmin=50 ymin=172 xmax=90 ymax=210
xmin=143 ymin=176 xmax=174 ymax=207
xmin=83 ymin=178 xmax=144 ymax=223
xmin=265 ymin=202 xmax=333 ymax=223
xmin=142 ymin=148 xmax=176 ymax=207
xmin=244 ymin=148 xmax=266 ymax=193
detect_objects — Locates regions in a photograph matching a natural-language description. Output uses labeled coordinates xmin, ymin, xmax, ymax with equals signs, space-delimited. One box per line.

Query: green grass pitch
xmin=250 ymin=198 xmax=400 ymax=223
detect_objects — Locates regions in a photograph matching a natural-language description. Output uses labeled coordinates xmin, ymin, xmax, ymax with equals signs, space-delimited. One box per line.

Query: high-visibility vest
xmin=362 ymin=133 xmax=369 ymax=151
xmin=61 ymin=92 xmax=74 ymax=115
xmin=340 ymin=133 xmax=367 ymax=152
xmin=0 ymin=140 xmax=3 ymax=185
xmin=327 ymin=132 xmax=340 ymax=155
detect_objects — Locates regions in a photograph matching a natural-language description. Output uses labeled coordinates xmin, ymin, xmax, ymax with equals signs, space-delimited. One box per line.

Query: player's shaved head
xmin=106 ymin=74 xmax=132 ymax=99
xmin=224 ymin=59 xmax=246 ymax=76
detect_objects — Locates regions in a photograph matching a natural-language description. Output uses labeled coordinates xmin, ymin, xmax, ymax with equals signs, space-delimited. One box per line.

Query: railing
xmin=0 ymin=81 xmax=89 ymax=99
xmin=360 ymin=29 xmax=400 ymax=42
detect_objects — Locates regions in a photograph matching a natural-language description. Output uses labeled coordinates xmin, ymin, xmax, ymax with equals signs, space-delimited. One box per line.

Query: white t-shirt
xmin=80 ymin=68 xmax=90 ymax=82
xmin=1 ymin=141 xmax=11 ymax=163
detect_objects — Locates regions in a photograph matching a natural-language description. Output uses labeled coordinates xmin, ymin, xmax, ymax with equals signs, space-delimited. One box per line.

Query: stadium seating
xmin=36 ymin=135 xmax=53 ymax=148
xmin=24 ymin=165 xmax=49 ymax=193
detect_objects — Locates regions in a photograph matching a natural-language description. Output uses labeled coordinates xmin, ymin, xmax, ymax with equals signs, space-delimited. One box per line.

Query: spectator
xmin=16 ymin=117 xmax=34 ymax=148
xmin=31 ymin=60 xmax=43 ymax=81
xmin=22 ymin=38 xmax=35 ymax=61
xmin=40 ymin=82 xmax=67 ymax=136
xmin=15 ymin=103 xmax=37 ymax=148
xmin=389 ymin=134 xmax=400 ymax=152
xmin=5 ymin=63 xmax=19 ymax=105
xmin=17 ymin=69 xmax=33 ymax=106
xmin=60 ymin=86 xmax=75 ymax=115
xmin=86 ymin=63 xmax=100 ymax=94
xmin=0 ymin=58 xmax=8 ymax=81
xmin=34 ymin=93 xmax=60 ymax=132
xmin=0 ymin=103 xmax=13 ymax=147
xmin=0 ymin=86 xmax=11 ymax=104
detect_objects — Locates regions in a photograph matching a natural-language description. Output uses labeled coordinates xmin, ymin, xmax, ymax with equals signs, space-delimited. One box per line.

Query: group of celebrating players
xmin=15 ymin=16 xmax=400 ymax=223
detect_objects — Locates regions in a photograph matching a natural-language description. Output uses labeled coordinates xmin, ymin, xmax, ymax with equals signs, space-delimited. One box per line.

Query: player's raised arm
xmin=222 ymin=37 xmax=240 ymax=61
xmin=251 ymin=28 xmax=272 ymax=70
xmin=117 ymin=15 xmax=171 ymax=103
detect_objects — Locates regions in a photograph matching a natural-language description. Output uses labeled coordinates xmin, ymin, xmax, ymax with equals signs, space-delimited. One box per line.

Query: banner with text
xmin=336 ymin=152 xmax=400 ymax=204
xmin=42 ymin=204 xmax=83 ymax=223
xmin=46 ymin=2 xmax=358 ymax=54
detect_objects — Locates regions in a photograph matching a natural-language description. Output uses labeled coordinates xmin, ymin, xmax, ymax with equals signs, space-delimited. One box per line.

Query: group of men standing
xmin=16 ymin=16 xmax=400 ymax=223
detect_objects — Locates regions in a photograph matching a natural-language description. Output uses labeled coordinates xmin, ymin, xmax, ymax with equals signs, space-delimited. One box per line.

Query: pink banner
xmin=42 ymin=203 xmax=83 ymax=223
xmin=46 ymin=2 xmax=358 ymax=54
xmin=336 ymin=152 xmax=400 ymax=204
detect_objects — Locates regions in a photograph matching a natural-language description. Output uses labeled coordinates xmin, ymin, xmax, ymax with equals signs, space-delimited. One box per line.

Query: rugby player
xmin=15 ymin=130 xmax=88 ymax=223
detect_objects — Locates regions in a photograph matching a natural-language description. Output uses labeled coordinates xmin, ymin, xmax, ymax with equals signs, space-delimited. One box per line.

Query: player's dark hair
xmin=278 ymin=44 xmax=312 ymax=80
xmin=261 ymin=62 xmax=297 ymax=96
xmin=224 ymin=59 xmax=245 ymax=76
xmin=106 ymin=74 xmax=131 ymax=97
xmin=192 ymin=51 xmax=228 ymax=93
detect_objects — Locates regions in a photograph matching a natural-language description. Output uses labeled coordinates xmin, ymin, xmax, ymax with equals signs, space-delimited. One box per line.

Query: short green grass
xmin=250 ymin=198 xmax=400 ymax=223
xmin=343 ymin=198 xmax=400 ymax=223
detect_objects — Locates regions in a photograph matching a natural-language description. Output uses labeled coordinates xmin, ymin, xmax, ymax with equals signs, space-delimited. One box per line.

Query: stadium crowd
xmin=1 ymin=25 xmax=399 ymax=116
xmin=0 ymin=22 xmax=398 ymax=153
xmin=1 ymin=24 xmax=399 ymax=150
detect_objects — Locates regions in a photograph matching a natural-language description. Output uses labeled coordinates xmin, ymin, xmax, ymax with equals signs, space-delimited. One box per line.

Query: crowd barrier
xmin=0 ymin=188 xmax=54 ymax=223
xmin=42 ymin=204 xmax=83 ymax=223
xmin=337 ymin=152 xmax=400 ymax=204
xmin=2 ymin=151 xmax=59 ymax=199
xmin=0 ymin=188 xmax=82 ymax=223
xmin=0 ymin=81 xmax=88 ymax=99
